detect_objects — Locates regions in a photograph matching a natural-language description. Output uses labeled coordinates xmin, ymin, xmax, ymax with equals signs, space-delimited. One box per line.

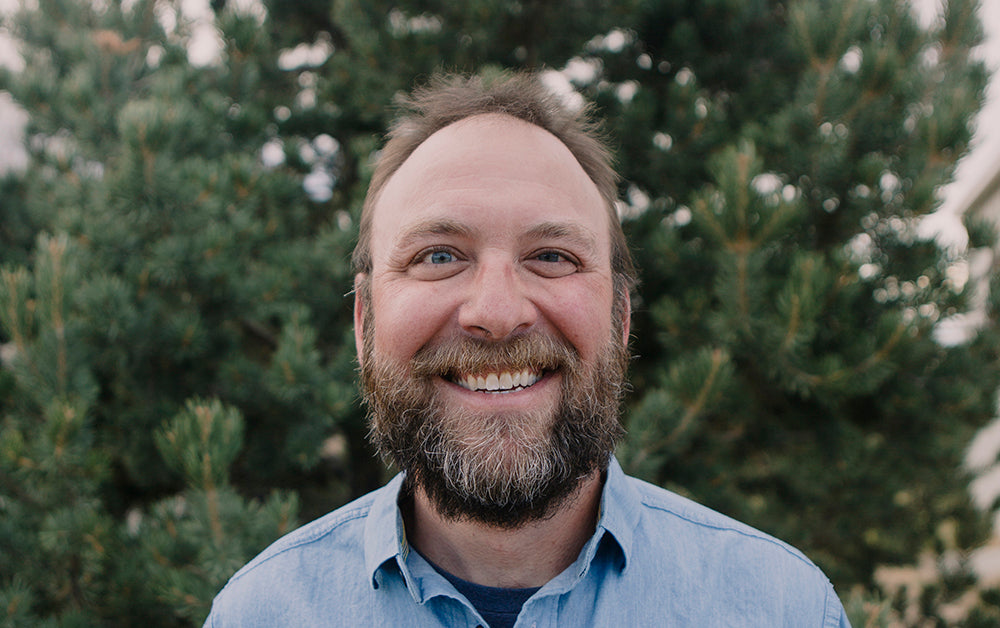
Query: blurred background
xmin=2 ymin=1 xmax=1000 ymax=625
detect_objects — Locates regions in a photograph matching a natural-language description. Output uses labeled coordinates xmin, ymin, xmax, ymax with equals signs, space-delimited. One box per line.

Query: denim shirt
xmin=206 ymin=458 xmax=850 ymax=627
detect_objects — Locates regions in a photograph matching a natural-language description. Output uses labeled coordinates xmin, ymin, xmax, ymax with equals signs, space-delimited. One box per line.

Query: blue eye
xmin=535 ymin=251 xmax=563 ymax=263
xmin=524 ymin=249 xmax=579 ymax=278
xmin=409 ymin=247 xmax=465 ymax=280
xmin=428 ymin=250 xmax=455 ymax=264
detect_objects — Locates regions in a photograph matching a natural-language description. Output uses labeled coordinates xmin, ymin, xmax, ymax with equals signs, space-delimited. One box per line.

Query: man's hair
xmin=351 ymin=71 xmax=637 ymax=312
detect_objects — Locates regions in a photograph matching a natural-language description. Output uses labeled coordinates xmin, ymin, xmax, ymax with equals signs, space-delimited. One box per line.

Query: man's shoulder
xmin=242 ymin=489 xmax=376 ymax=570
xmin=622 ymin=473 xmax=819 ymax=570
xmin=218 ymin=482 xmax=389 ymax=594
xmin=604 ymin=473 xmax=847 ymax=626
xmin=205 ymin=483 xmax=395 ymax=626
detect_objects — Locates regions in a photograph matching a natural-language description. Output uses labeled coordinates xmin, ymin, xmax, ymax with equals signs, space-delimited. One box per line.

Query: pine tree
xmin=593 ymin=0 xmax=1000 ymax=617
xmin=0 ymin=1 xmax=334 ymax=624
xmin=0 ymin=0 xmax=995 ymax=625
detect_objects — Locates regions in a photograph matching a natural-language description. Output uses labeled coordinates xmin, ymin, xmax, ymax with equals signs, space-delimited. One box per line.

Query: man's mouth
xmin=453 ymin=369 xmax=543 ymax=393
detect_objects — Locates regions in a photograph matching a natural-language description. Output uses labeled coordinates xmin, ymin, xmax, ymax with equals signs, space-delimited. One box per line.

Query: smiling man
xmin=205 ymin=72 xmax=850 ymax=627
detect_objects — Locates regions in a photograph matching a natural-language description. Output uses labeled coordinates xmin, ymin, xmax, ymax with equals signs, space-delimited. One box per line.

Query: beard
xmin=360 ymin=323 xmax=629 ymax=529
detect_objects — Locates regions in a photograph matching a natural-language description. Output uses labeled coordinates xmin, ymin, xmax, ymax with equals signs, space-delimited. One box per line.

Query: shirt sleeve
xmin=838 ymin=605 xmax=853 ymax=628
xmin=202 ymin=598 xmax=219 ymax=628
xmin=827 ymin=585 xmax=853 ymax=628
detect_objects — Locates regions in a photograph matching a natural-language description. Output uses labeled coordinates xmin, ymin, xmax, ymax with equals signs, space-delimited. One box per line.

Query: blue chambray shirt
xmin=205 ymin=458 xmax=851 ymax=627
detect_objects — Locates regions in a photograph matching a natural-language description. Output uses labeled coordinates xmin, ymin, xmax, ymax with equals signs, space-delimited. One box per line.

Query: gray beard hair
xmin=360 ymin=329 xmax=629 ymax=528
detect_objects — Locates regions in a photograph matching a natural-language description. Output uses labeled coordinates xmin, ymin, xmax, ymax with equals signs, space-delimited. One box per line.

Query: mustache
xmin=409 ymin=334 xmax=580 ymax=380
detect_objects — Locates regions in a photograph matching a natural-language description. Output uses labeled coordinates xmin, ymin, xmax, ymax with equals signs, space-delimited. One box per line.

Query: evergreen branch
xmin=805 ymin=0 xmax=860 ymax=125
xmin=754 ymin=194 xmax=802 ymax=245
xmin=193 ymin=404 xmax=226 ymax=546
xmin=848 ymin=320 xmax=908 ymax=379
xmin=789 ymin=4 xmax=817 ymax=65
xmin=691 ymin=196 xmax=727 ymax=243
xmin=240 ymin=316 xmax=278 ymax=348
xmin=811 ymin=62 xmax=835 ymax=127
xmin=657 ymin=348 xmax=726 ymax=450
xmin=779 ymin=257 xmax=817 ymax=352
xmin=940 ymin=0 xmax=980 ymax=53
xmin=735 ymin=247 xmax=750 ymax=324
xmin=46 ymin=237 xmax=68 ymax=397
xmin=781 ymin=292 xmax=802 ymax=352
xmin=0 ymin=467 xmax=44 ymax=508
xmin=837 ymin=86 xmax=878 ymax=131
xmin=0 ymin=268 xmax=45 ymax=394
xmin=722 ymin=238 xmax=754 ymax=331
xmin=734 ymin=150 xmax=751 ymax=237
xmin=206 ymin=485 xmax=224 ymax=546
xmin=0 ymin=269 xmax=28 ymax=353
xmin=793 ymin=319 xmax=908 ymax=389
xmin=829 ymin=0 xmax=861 ymax=67
xmin=141 ymin=144 xmax=156 ymax=191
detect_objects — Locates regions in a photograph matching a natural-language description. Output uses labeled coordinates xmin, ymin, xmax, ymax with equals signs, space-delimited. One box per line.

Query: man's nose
xmin=458 ymin=258 xmax=537 ymax=340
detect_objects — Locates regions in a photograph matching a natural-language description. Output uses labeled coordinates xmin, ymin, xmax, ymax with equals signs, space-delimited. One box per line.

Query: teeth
xmin=457 ymin=369 xmax=542 ymax=392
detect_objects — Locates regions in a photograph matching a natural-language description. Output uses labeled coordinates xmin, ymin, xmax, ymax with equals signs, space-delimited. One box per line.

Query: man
xmin=206 ymin=72 xmax=850 ymax=627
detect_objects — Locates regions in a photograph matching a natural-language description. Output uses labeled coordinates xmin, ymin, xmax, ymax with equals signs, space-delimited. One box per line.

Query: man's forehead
xmin=389 ymin=113 xmax=587 ymax=185
xmin=373 ymin=114 xmax=604 ymax=216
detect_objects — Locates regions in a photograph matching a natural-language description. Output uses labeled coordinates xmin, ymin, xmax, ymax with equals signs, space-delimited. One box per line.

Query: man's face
xmin=355 ymin=114 xmax=629 ymax=526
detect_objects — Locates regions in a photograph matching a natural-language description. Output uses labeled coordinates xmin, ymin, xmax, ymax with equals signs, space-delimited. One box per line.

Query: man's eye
xmin=407 ymin=248 xmax=466 ymax=280
xmin=524 ymin=250 xmax=579 ymax=278
xmin=534 ymin=251 xmax=564 ymax=263
xmin=427 ymin=250 xmax=455 ymax=264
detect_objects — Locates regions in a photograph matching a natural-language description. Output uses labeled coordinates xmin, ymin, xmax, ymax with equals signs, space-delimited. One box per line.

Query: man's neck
xmin=404 ymin=472 xmax=604 ymax=589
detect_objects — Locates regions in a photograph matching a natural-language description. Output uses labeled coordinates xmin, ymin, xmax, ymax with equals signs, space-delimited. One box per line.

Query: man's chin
xmin=412 ymin=464 xmax=588 ymax=530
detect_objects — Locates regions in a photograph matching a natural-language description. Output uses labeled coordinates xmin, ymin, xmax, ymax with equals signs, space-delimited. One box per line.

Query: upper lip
xmin=454 ymin=369 xmax=543 ymax=392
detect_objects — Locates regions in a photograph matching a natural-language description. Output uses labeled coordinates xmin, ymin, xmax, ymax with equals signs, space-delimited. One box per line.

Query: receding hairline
xmin=370 ymin=112 xmax=607 ymax=224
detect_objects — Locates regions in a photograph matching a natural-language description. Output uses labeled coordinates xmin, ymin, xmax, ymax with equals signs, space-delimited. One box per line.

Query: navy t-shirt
xmin=424 ymin=554 xmax=540 ymax=628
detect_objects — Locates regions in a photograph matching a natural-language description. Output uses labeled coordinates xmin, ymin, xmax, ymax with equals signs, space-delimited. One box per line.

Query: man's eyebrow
xmin=393 ymin=218 xmax=474 ymax=250
xmin=391 ymin=218 xmax=600 ymax=253
xmin=524 ymin=221 xmax=600 ymax=253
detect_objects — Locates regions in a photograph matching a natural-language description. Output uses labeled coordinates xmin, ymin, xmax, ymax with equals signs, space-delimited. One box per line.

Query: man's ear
xmin=353 ymin=273 xmax=367 ymax=367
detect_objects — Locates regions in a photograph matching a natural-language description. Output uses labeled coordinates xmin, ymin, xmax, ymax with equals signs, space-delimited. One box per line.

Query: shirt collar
xmin=594 ymin=456 xmax=639 ymax=574
xmin=364 ymin=471 xmax=409 ymax=589
xmin=363 ymin=456 xmax=639 ymax=591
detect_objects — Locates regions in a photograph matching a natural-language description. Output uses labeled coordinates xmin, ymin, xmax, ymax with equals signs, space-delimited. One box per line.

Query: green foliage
xmin=145 ymin=399 xmax=298 ymax=625
xmin=1 ymin=0 xmax=998 ymax=624
xmin=603 ymin=0 xmax=998 ymax=596
xmin=843 ymin=586 xmax=894 ymax=628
